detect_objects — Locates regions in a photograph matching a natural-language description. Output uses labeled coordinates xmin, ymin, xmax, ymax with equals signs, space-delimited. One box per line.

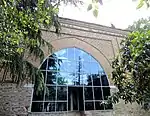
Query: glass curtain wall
xmin=31 ymin=47 xmax=112 ymax=112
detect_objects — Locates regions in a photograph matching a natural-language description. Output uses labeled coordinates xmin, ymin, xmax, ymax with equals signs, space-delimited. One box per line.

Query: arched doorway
xmin=31 ymin=47 xmax=112 ymax=112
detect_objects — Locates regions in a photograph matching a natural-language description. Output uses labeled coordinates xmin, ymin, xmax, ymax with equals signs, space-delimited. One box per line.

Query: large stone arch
xmin=34 ymin=37 xmax=113 ymax=86
xmin=50 ymin=37 xmax=111 ymax=76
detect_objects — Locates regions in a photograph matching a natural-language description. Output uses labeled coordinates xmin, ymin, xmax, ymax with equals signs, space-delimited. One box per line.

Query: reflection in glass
xmin=45 ymin=86 xmax=56 ymax=101
xmin=94 ymin=87 xmax=103 ymax=100
xmin=57 ymin=76 xmax=68 ymax=85
xmin=67 ymin=48 xmax=75 ymax=61
xmin=31 ymin=102 xmax=43 ymax=112
xmin=56 ymin=102 xmax=67 ymax=111
xmin=101 ymin=74 xmax=109 ymax=86
xmin=56 ymin=49 xmax=67 ymax=59
xmin=90 ymin=62 xmax=100 ymax=74
xmin=85 ymin=102 xmax=94 ymax=110
xmin=103 ymin=87 xmax=111 ymax=100
xmin=44 ymin=102 xmax=55 ymax=112
xmin=40 ymin=59 xmax=48 ymax=70
xmin=87 ymin=75 xmax=92 ymax=86
xmin=58 ymin=59 xmax=68 ymax=72
xmin=32 ymin=88 xmax=44 ymax=101
xmin=57 ymin=86 xmax=67 ymax=100
xmin=46 ymin=71 xmax=57 ymax=84
xmin=84 ymin=87 xmax=93 ymax=100
xmin=95 ymin=102 xmax=104 ymax=110
xmin=92 ymin=74 xmax=101 ymax=86
xmin=32 ymin=47 xmax=112 ymax=112
xmin=82 ymin=62 xmax=91 ymax=74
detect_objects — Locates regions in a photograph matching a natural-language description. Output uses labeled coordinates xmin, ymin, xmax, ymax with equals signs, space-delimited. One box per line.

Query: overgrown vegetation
xmin=0 ymin=0 xmax=60 ymax=95
xmin=111 ymin=17 xmax=150 ymax=110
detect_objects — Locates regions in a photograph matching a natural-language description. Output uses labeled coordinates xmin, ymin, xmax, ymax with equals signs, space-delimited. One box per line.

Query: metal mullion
xmin=83 ymin=74 xmax=85 ymax=111
xmin=55 ymin=58 xmax=59 ymax=112
xmin=80 ymin=57 xmax=84 ymax=112
xmin=74 ymin=47 xmax=75 ymax=61
xmin=46 ymin=84 xmax=66 ymax=87
xmin=91 ymin=71 xmax=96 ymax=110
xmin=84 ymin=100 xmax=107 ymax=102
xmin=66 ymin=48 xmax=68 ymax=115
xmin=89 ymin=55 xmax=95 ymax=110
xmin=32 ymin=101 xmax=45 ymax=102
xmin=99 ymin=73 xmax=105 ymax=110
xmin=42 ymin=59 xmax=49 ymax=111
xmin=58 ymin=100 xmax=68 ymax=102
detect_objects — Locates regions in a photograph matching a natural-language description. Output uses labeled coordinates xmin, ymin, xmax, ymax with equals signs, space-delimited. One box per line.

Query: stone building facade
xmin=0 ymin=17 xmax=150 ymax=116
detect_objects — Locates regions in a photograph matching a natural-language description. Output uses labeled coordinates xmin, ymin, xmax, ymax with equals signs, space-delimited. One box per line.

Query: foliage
xmin=87 ymin=0 xmax=150 ymax=17
xmin=128 ymin=17 xmax=150 ymax=31
xmin=0 ymin=0 xmax=60 ymax=95
xmin=111 ymin=18 xmax=150 ymax=110
xmin=87 ymin=0 xmax=103 ymax=17
xmin=136 ymin=0 xmax=150 ymax=9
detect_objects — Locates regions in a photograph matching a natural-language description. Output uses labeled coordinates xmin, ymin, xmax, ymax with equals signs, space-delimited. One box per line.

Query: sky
xmin=58 ymin=0 xmax=150 ymax=29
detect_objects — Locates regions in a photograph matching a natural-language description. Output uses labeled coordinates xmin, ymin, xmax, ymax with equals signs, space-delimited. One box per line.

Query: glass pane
xmin=56 ymin=102 xmax=67 ymax=111
xmin=94 ymin=87 xmax=103 ymax=100
xmin=95 ymin=101 xmax=104 ymax=110
xmin=75 ymin=72 xmax=82 ymax=85
xmin=102 ymin=87 xmax=111 ymax=100
xmin=101 ymin=74 xmax=109 ymax=86
xmin=92 ymin=74 xmax=101 ymax=86
xmin=90 ymin=56 xmax=96 ymax=62
xmin=85 ymin=74 xmax=92 ymax=86
xmin=82 ymin=62 xmax=91 ymax=74
xmin=66 ymin=72 xmax=77 ymax=86
xmin=40 ymin=59 xmax=48 ymax=70
xmin=32 ymin=91 xmax=44 ymax=101
xmin=80 ymin=73 xmax=87 ymax=85
xmin=45 ymin=86 xmax=56 ymax=101
xmin=67 ymin=61 xmax=77 ymax=73
xmin=31 ymin=102 xmax=43 ymax=112
xmin=47 ymin=57 xmax=58 ymax=72
xmin=46 ymin=71 xmax=57 ymax=84
xmin=44 ymin=102 xmax=55 ymax=112
xmin=75 ymin=48 xmax=82 ymax=61
xmin=84 ymin=87 xmax=93 ymax=100
xmin=85 ymin=102 xmax=94 ymax=110
xmin=81 ymin=51 xmax=91 ymax=62
xmin=58 ymin=59 xmax=68 ymax=72
xmin=90 ymin=62 xmax=101 ymax=74
xmin=55 ymin=49 xmax=67 ymax=59
xmin=68 ymin=47 xmax=75 ymax=61
xmin=57 ymin=86 xmax=67 ymax=100
xmin=57 ymin=76 xmax=68 ymax=85
xmin=58 ymin=72 xmax=70 ymax=85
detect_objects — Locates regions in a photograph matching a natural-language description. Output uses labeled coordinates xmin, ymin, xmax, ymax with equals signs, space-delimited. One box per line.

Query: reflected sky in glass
xmin=41 ymin=47 xmax=108 ymax=86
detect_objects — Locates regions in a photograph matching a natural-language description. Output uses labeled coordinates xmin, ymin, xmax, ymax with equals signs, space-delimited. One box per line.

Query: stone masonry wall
xmin=0 ymin=83 xmax=33 ymax=116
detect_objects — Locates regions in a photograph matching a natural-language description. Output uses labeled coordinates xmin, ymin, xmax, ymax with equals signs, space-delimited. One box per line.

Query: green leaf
xmin=93 ymin=9 xmax=98 ymax=17
xmin=54 ymin=7 xmax=59 ymax=14
xmin=87 ymin=4 xmax=92 ymax=11
xmin=136 ymin=0 xmax=144 ymax=9
xmin=17 ymin=48 xmax=24 ymax=54
xmin=45 ymin=19 xmax=50 ymax=24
